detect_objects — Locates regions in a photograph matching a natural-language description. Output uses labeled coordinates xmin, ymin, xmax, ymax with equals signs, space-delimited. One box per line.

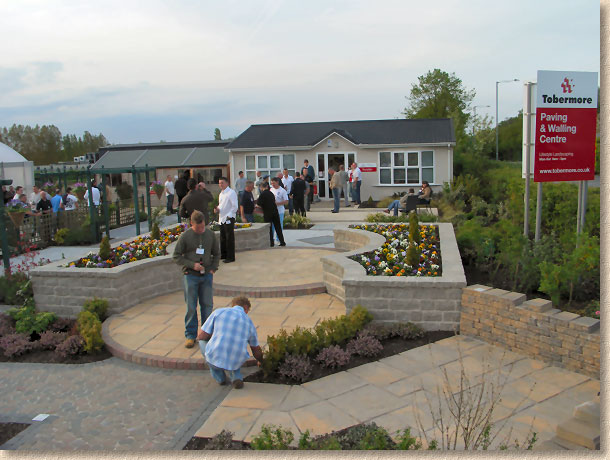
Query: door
xmin=316 ymin=152 xmax=356 ymax=199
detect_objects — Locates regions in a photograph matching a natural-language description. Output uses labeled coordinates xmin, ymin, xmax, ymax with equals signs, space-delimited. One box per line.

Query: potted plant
xmin=151 ymin=180 xmax=165 ymax=200
xmin=6 ymin=203 xmax=27 ymax=227
xmin=73 ymin=182 xmax=86 ymax=201
xmin=43 ymin=181 xmax=55 ymax=194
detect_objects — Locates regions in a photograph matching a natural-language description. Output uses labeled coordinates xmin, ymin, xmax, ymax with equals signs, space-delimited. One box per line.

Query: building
xmin=93 ymin=140 xmax=229 ymax=193
xmin=0 ymin=142 xmax=34 ymax=195
xmin=225 ymin=118 xmax=455 ymax=201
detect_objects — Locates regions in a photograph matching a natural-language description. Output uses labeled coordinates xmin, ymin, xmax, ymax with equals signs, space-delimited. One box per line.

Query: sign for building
xmin=359 ymin=163 xmax=377 ymax=172
xmin=534 ymin=70 xmax=598 ymax=182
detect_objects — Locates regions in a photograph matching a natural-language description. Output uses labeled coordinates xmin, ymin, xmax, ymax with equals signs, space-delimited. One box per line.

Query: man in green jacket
xmin=173 ymin=210 xmax=220 ymax=348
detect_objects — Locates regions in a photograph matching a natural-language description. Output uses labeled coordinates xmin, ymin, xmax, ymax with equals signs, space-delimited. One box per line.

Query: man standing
xmin=215 ymin=177 xmax=238 ymax=263
xmin=329 ymin=168 xmax=342 ymax=214
xmin=270 ymin=177 xmax=288 ymax=243
xmin=36 ymin=191 xmax=53 ymax=244
xmin=29 ymin=185 xmax=41 ymax=209
xmin=256 ymin=182 xmax=286 ymax=247
xmin=164 ymin=175 xmax=175 ymax=215
xmin=254 ymin=171 xmax=264 ymax=199
xmin=175 ymin=171 xmax=189 ymax=207
xmin=239 ymin=180 xmax=256 ymax=223
xmin=337 ymin=164 xmax=350 ymax=207
xmin=350 ymin=163 xmax=362 ymax=206
xmin=84 ymin=180 xmax=101 ymax=206
xmin=281 ymin=168 xmax=294 ymax=216
xmin=50 ymin=188 xmax=64 ymax=214
xmin=197 ymin=296 xmax=263 ymax=389
xmin=303 ymin=160 xmax=315 ymax=211
xmin=173 ymin=210 xmax=220 ymax=348
xmin=291 ymin=172 xmax=307 ymax=216
xmin=235 ymin=171 xmax=247 ymax=205
xmin=180 ymin=178 xmax=214 ymax=224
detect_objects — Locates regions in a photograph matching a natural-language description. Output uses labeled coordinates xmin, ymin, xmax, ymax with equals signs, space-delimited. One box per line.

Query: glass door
xmin=316 ymin=152 xmax=356 ymax=199
xmin=317 ymin=153 xmax=326 ymax=198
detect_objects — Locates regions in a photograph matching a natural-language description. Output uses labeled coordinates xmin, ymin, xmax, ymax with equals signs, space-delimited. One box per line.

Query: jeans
xmin=208 ymin=360 xmax=244 ymax=384
xmin=388 ymin=200 xmax=400 ymax=216
xmin=288 ymin=197 xmax=294 ymax=215
xmin=243 ymin=213 xmax=254 ymax=223
xmin=353 ymin=180 xmax=361 ymax=204
xmin=272 ymin=210 xmax=284 ymax=242
xmin=332 ymin=187 xmax=341 ymax=212
xmin=166 ymin=194 xmax=174 ymax=213
xmin=184 ymin=273 xmax=213 ymax=339
xmin=342 ymin=184 xmax=350 ymax=206
xmin=238 ymin=191 xmax=244 ymax=205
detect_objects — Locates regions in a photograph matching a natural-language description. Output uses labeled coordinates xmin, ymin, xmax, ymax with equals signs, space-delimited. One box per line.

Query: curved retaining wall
xmin=321 ymin=223 xmax=466 ymax=331
xmin=31 ymin=223 xmax=270 ymax=317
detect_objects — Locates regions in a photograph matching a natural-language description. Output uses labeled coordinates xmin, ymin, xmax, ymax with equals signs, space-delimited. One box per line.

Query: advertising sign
xmin=359 ymin=163 xmax=377 ymax=172
xmin=534 ymin=70 xmax=597 ymax=182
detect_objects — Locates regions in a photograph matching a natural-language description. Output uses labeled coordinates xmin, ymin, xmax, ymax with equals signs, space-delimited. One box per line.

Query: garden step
xmin=555 ymin=418 xmax=600 ymax=450
xmin=573 ymin=401 xmax=600 ymax=425
xmin=533 ymin=438 xmax=568 ymax=451
xmin=548 ymin=435 xmax=586 ymax=450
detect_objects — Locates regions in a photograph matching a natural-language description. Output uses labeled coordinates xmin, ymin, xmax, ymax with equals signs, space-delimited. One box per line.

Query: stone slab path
xmin=194 ymin=335 xmax=600 ymax=449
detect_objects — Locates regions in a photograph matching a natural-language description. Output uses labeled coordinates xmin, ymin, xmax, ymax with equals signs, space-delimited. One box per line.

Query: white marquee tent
xmin=0 ymin=142 xmax=34 ymax=194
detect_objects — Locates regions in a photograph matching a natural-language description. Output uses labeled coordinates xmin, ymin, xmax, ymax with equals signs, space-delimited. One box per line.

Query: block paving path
xmin=194 ymin=335 xmax=600 ymax=450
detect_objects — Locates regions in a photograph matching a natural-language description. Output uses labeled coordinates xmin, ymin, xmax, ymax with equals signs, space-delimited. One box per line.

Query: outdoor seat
xmin=399 ymin=195 xmax=419 ymax=214
xmin=416 ymin=189 xmax=433 ymax=211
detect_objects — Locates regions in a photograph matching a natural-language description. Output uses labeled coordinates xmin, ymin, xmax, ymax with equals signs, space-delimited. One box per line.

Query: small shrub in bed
xmin=277 ymin=354 xmax=312 ymax=383
xmin=205 ymin=430 xmax=239 ymax=450
xmin=82 ymin=297 xmax=109 ymax=322
xmin=77 ymin=311 xmax=104 ymax=353
xmin=7 ymin=302 xmax=57 ymax=335
xmin=316 ymin=345 xmax=351 ymax=369
xmin=38 ymin=331 xmax=69 ymax=350
xmin=346 ymin=335 xmax=383 ymax=357
xmin=55 ymin=335 xmax=85 ymax=358
xmin=389 ymin=322 xmax=425 ymax=340
xmin=0 ymin=314 xmax=16 ymax=337
xmin=48 ymin=317 xmax=74 ymax=333
xmin=0 ymin=333 xmax=34 ymax=358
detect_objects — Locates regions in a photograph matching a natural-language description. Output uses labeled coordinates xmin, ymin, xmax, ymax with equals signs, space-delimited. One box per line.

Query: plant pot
xmin=74 ymin=190 xmax=85 ymax=201
xmin=8 ymin=212 xmax=25 ymax=227
xmin=155 ymin=190 xmax=163 ymax=200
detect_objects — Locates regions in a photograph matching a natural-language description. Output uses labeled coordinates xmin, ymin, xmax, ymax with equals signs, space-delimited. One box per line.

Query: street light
xmin=495 ymin=79 xmax=519 ymax=161
xmin=472 ymin=105 xmax=491 ymax=135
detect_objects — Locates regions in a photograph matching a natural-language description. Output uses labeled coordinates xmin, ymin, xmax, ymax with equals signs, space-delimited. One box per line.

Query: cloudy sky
xmin=0 ymin=0 xmax=600 ymax=144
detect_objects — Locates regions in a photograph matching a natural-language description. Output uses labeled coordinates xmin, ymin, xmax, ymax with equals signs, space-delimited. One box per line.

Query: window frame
xmin=245 ymin=153 xmax=296 ymax=182
xmin=378 ymin=150 xmax=435 ymax=185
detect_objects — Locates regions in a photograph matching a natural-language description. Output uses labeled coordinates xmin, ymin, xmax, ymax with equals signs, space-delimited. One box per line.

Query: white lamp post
xmin=495 ymin=79 xmax=519 ymax=161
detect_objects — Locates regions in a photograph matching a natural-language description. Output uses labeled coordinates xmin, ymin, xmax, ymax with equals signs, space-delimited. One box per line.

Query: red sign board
xmin=360 ymin=167 xmax=376 ymax=172
xmin=534 ymin=71 xmax=598 ymax=182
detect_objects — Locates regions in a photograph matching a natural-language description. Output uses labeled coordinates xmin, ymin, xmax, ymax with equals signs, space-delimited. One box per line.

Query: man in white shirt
xmin=270 ymin=177 xmax=289 ymax=243
xmin=28 ymin=185 xmax=41 ymax=209
xmin=214 ymin=177 xmax=238 ymax=263
xmin=281 ymin=168 xmax=294 ymax=216
xmin=350 ymin=163 xmax=362 ymax=206
xmin=84 ymin=180 xmax=101 ymax=206
xmin=164 ymin=175 xmax=175 ymax=215
xmin=64 ymin=187 xmax=78 ymax=211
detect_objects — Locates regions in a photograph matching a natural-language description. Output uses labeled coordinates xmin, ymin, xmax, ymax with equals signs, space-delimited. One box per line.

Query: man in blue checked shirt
xmin=197 ymin=296 xmax=263 ymax=389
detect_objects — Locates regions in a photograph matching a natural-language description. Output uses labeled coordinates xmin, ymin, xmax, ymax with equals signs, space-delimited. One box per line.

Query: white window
xmin=245 ymin=154 xmax=296 ymax=181
xmin=379 ymin=150 xmax=434 ymax=185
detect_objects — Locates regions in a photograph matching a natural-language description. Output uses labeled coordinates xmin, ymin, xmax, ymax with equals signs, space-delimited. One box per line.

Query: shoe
xmin=232 ymin=379 xmax=244 ymax=389
xmin=383 ymin=209 xmax=390 ymax=214
xmin=331 ymin=210 xmax=338 ymax=213
xmin=345 ymin=204 xmax=351 ymax=207
xmin=270 ymin=243 xmax=274 ymax=247
xmin=185 ymin=338 xmax=195 ymax=348
xmin=223 ymin=259 xmax=235 ymax=263
xmin=279 ymin=242 xmax=286 ymax=246
xmin=218 ymin=376 xmax=228 ymax=386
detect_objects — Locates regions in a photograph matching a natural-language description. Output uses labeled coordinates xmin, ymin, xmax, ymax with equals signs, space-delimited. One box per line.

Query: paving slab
xmin=301 ymin=371 xmax=367 ymax=399
xmin=194 ymin=406 xmax=261 ymax=440
xmin=346 ymin=361 xmax=409 ymax=387
xmin=277 ymin=386 xmax=321 ymax=412
xmin=243 ymin=410 xmax=301 ymax=444
xmin=327 ymin=384 xmax=405 ymax=422
xmin=290 ymin=400 xmax=359 ymax=437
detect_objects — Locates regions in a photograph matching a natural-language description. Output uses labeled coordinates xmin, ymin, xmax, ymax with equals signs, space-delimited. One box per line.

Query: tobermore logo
xmin=541 ymin=75 xmax=594 ymax=105
xmin=561 ymin=77 xmax=573 ymax=93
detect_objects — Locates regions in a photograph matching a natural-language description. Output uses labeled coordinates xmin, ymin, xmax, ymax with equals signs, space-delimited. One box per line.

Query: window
xmin=379 ymin=150 xmax=434 ymax=185
xmin=245 ymin=153 xmax=296 ymax=181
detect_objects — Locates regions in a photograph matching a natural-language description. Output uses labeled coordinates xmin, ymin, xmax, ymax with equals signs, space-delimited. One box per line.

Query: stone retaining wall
xmin=31 ymin=223 xmax=270 ymax=317
xmin=321 ymin=223 xmax=466 ymax=331
xmin=460 ymin=284 xmax=600 ymax=378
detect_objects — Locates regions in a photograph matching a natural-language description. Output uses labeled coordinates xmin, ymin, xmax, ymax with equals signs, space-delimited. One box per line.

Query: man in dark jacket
xmin=175 ymin=171 xmax=190 ymax=207
xmin=256 ymin=182 xmax=286 ymax=247
xmin=291 ymin=171 xmax=307 ymax=216
xmin=180 ymin=178 xmax=214 ymax=224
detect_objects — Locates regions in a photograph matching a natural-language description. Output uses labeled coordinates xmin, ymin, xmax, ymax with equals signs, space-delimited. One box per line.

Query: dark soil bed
xmin=0 ymin=346 xmax=113 ymax=364
xmin=183 ymin=437 xmax=250 ymax=450
xmin=245 ymin=330 xmax=454 ymax=385
xmin=355 ymin=201 xmax=380 ymax=208
xmin=0 ymin=422 xmax=30 ymax=446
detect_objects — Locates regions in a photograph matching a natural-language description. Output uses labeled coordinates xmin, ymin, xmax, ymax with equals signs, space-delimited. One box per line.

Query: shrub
xmin=99 ymin=235 xmax=111 ymax=261
xmin=38 ymin=331 xmax=69 ymax=350
xmin=406 ymin=242 xmax=421 ymax=269
xmin=297 ymin=430 xmax=342 ymax=450
xmin=316 ymin=345 xmax=351 ymax=369
xmin=358 ymin=425 xmax=394 ymax=450
xmin=389 ymin=322 xmax=425 ymax=340
xmin=77 ymin=311 xmax=104 ymax=353
xmin=409 ymin=211 xmax=421 ymax=244
xmin=0 ymin=314 xmax=16 ymax=337
xmin=83 ymin=297 xmax=109 ymax=322
xmin=115 ymin=182 xmax=133 ymax=201
xmin=346 ymin=335 xmax=383 ymax=357
xmin=54 ymin=228 xmax=70 ymax=245
xmin=205 ymin=430 xmax=239 ymax=450
xmin=49 ymin=317 xmax=74 ymax=333
xmin=283 ymin=213 xmax=311 ymax=229
xmin=7 ymin=303 xmax=57 ymax=335
xmin=0 ymin=333 xmax=34 ymax=358
xmin=151 ymin=222 xmax=160 ymax=240
xmin=395 ymin=428 xmax=423 ymax=450
xmin=277 ymin=354 xmax=312 ymax=383
xmin=55 ymin=335 xmax=85 ymax=358
xmin=250 ymin=424 xmax=294 ymax=450
xmin=335 ymin=423 xmax=385 ymax=450
xmin=0 ymin=272 xmax=30 ymax=305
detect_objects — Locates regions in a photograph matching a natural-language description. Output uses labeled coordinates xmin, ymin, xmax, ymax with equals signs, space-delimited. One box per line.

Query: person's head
xmin=339 ymin=164 xmax=345 ymax=171
xmin=328 ymin=168 xmax=335 ymax=175
xmin=351 ymin=162 xmax=357 ymax=169
xmin=19 ymin=194 xmax=27 ymax=203
xmin=9 ymin=186 xmax=14 ymax=192
xmin=183 ymin=170 xmax=190 ymax=180
xmin=167 ymin=175 xmax=172 ymax=181
xmin=40 ymin=191 xmax=47 ymax=200
xmin=256 ymin=171 xmax=262 ymax=178
xmin=231 ymin=295 xmax=252 ymax=313
xmin=218 ymin=177 xmax=229 ymax=190
xmin=295 ymin=171 xmax=300 ymax=178
xmin=238 ymin=171 xmax=244 ymax=178
xmin=282 ymin=168 xmax=288 ymax=177
xmin=304 ymin=159 xmax=309 ymax=166
xmin=271 ymin=177 xmax=280 ymax=189
xmin=422 ymin=181 xmax=429 ymax=188
xmin=197 ymin=182 xmax=205 ymax=191
xmin=15 ymin=186 xmax=23 ymax=195
xmin=190 ymin=210 xmax=206 ymax=233
xmin=302 ymin=168 xmax=308 ymax=177
xmin=187 ymin=178 xmax=197 ymax=191
xmin=33 ymin=185 xmax=39 ymax=193
xmin=91 ymin=179 xmax=97 ymax=186
xmin=261 ymin=182 xmax=270 ymax=191
xmin=66 ymin=187 xmax=72 ymax=194
xmin=245 ymin=180 xmax=254 ymax=192
xmin=409 ymin=188 xmax=415 ymax=194
xmin=263 ymin=175 xmax=269 ymax=183
xmin=55 ymin=188 xmax=61 ymax=196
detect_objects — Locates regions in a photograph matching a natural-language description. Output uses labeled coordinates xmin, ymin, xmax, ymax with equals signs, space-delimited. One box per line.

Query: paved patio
xmin=193 ymin=335 xmax=600 ymax=449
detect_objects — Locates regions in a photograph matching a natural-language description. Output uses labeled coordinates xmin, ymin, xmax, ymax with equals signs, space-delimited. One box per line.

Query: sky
xmin=0 ymin=0 xmax=600 ymax=144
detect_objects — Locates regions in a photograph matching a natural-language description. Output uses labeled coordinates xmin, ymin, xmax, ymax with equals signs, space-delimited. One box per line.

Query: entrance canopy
xmin=0 ymin=142 xmax=34 ymax=194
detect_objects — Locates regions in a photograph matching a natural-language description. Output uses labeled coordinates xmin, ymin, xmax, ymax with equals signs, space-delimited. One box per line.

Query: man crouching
xmin=197 ymin=296 xmax=263 ymax=389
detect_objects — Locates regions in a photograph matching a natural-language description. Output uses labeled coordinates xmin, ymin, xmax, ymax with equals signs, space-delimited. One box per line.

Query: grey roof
xmin=94 ymin=141 xmax=229 ymax=169
xmin=225 ymin=119 xmax=455 ymax=150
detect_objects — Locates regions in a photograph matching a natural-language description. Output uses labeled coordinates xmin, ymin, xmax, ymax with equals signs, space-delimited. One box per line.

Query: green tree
xmin=403 ymin=69 xmax=475 ymax=152
xmin=214 ymin=128 xmax=222 ymax=140
xmin=497 ymin=112 xmax=523 ymax=161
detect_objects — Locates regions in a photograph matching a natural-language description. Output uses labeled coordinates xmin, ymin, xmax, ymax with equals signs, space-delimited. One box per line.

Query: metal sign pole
xmin=576 ymin=181 xmax=582 ymax=236
xmin=535 ymin=182 xmax=543 ymax=241
xmin=523 ymin=82 xmax=533 ymax=238
xmin=581 ymin=180 xmax=588 ymax=233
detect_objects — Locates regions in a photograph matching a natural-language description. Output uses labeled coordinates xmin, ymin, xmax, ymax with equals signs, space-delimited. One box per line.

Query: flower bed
xmin=349 ymin=224 xmax=441 ymax=277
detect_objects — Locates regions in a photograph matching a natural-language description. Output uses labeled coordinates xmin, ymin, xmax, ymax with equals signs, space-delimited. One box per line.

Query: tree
xmin=214 ymin=128 xmax=222 ymax=140
xmin=403 ymin=69 xmax=475 ymax=152
xmin=497 ymin=112 xmax=523 ymax=162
